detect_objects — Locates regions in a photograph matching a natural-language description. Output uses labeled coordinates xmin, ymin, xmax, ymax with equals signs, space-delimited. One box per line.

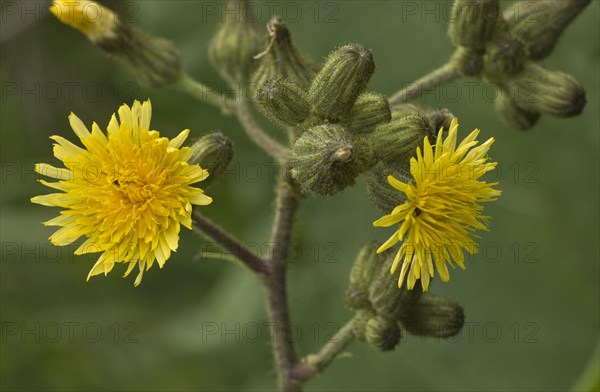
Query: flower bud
xmin=353 ymin=309 xmax=376 ymax=342
xmin=251 ymin=17 xmax=316 ymax=94
xmin=507 ymin=63 xmax=586 ymax=117
xmin=483 ymin=34 xmax=527 ymax=82
xmin=365 ymin=316 xmax=401 ymax=351
xmin=368 ymin=252 xmax=423 ymax=320
xmin=451 ymin=47 xmax=484 ymax=76
xmin=364 ymin=163 xmax=411 ymax=212
xmin=398 ymin=295 xmax=465 ymax=339
xmin=50 ymin=0 xmax=182 ymax=87
xmin=256 ymin=79 xmax=310 ymax=128
xmin=391 ymin=105 xmax=455 ymax=134
xmin=347 ymin=93 xmax=391 ymax=134
xmin=368 ymin=114 xmax=433 ymax=165
xmin=345 ymin=241 xmax=384 ymax=310
xmin=288 ymin=124 xmax=375 ymax=197
xmin=189 ymin=132 xmax=234 ymax=186
xmin=504 ymin=0 xmax=592 ymax=60
xmin=308 ymin=44 xmax=375 ymax=122
xmin=448 ymin=0 xmax=501 ymax=51
xmin=208 ymin=0 xmax=263 ymax=84
xmin=495 ymin=92 xmax=540 ymax=131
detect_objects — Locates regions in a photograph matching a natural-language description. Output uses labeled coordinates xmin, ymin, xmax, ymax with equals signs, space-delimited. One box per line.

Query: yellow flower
xmin=373 ymin=118 xmax=501 ymax=292
xmin=31 ymin=100 xmax=213 ymax=286
xmin=50 ymin=0 xmax=117 ymax=42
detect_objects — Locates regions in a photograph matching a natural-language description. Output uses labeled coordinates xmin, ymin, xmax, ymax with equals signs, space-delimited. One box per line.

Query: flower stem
xmin=235 ymin=100 xmax=289 ymax=162
xmin=388 ymin=62 xmax=460 ymax=105
xmin=291 ymin=316 xmax=357 ymax=384
xmin=176 ymin=73 xmax=236 ymax=111
xmin=192 ymin=211 xmax=269 ymax=276
xmin=262 ymin=179 xmax=301 ymax=391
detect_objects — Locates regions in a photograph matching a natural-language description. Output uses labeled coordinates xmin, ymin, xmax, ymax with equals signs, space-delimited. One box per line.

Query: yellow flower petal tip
xmin=32 ymin=100 xmax=212 ymax=286
xmin=50 ymin=0 xmax=117 ymax=42
xmin=373 ymin=118 xmax=501 ymax=292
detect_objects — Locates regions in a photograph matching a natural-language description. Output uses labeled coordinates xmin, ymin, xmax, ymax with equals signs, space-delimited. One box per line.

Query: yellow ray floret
xmin=373 ymin=118 xmax=501 ymax=292
xmin=31 ymin=100 xmax=212 ymax=286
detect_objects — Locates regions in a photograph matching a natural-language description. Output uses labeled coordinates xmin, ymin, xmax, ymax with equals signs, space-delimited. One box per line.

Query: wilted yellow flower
xmin=373 ymin=118 xmax=501 ymax=291
xmin=31 ymin=100 xmax=212 ymax=286
xmin=50 ymin=0 xmax=117 ymax=42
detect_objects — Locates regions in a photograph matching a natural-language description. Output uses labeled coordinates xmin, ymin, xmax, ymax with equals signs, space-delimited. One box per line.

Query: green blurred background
xmin=1 ymin=0 xmax=599 ymax=390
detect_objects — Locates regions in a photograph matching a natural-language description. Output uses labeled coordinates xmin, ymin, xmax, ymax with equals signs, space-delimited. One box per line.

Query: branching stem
xmin=388 ymin=62 xmax=460 ymax=105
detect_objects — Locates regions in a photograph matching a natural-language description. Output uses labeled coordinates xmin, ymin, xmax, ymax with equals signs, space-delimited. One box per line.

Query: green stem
xmin=192 ymin=211 xmax=269 ymax=276
xmin=176 ymin=73 xmax=235 ymax=111
xmin=235 ymin=100 xmax=289 ymax=162
xmin=291 ymin=316 xmax=357 ymax=384
xmin=388 ymin=62 xmax=460 ymax=105
xmin=263 ymin=179 xmax=301 ymax=392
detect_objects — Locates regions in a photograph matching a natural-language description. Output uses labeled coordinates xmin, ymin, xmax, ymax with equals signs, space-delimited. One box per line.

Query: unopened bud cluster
xmin=448 ymin=0 xmax=588 ymax=130
xmin=346 ymin=242 xmax=465 ymax=351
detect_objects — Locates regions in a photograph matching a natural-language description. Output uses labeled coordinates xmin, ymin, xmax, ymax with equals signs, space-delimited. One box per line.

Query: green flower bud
xmin=364 ymin=162 xmax=411 ymax=212
xmin=448 ymin=0 xmax=501 ymax=51
xmin=391 ymin=104 xmax=455 ymax=134
xmin=483 ymin=34 xmax=527 ymax=82
xmin=288 ymin=124 xmax=375 ymax=197
xmin=256 ymin=79 xmax=310 ymax=129
xmin=347 ymin=93 xmax=391 ymax=134
xmin=368 ymin=114 xmax=433 ymax=164
xmin=353 ymin=309 xmax=376 ymax=342
xmin=251 ymin=17 xmax=316 ymax=94
xmin=504 ymin=0 xmax=591 ymax=60
xmin=208 ymin=0 xmax=263 ymax=84
xmin=368 ymin=252 xmax=423 ymax=320
xmin=308 ymin=44 xmax=375 ymax=122
xmin=345 ymin=241 xmax=384 ymax=310
xmin=398 ymin=295 xmax=465 ymax=339
xmin=50 ymin=0 xmax=182 ymax=87
xmin=495 ymin=92 xmax=540 ymax=131
xmin=365 ymin=316 xmax=401 ymax=351
xmin=507 ymin=63 xmax=586 ymax=117
xmin=451 ymin=47 xmax=484 ymax=76
xmin=190 ymin=132 xmax=234 ymax=186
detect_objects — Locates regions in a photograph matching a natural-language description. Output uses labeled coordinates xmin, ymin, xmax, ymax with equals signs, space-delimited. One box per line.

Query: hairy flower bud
xmin=256 ymin=79 xmax=310 ymax=128
xmin=308 ymin=44 xmax=375 ymax=122
xmin=364 ymin=163 xmax=411 ymax=212
xmin=391 ymin=104 xmax=455 ymax=133
xmin=251 ymin=17 xmax=316 ymax=95
xmin=189 ymin=132 xmax=234 ymax=186
xmin=483 ymin=34 xmax=527 ymax=82
xmin=368 ymin=252 xmax=423 ymax=320
xmin=504 ymin=0 xmax=592 ymax=60
xmin=208 ymin=0 xmax=263 ymax=84
xmin=507 ymin=63 xmax=586 ymax=117
xmin=495 ymin=92 xmax=540 ymax=131
xmin=368 ymin=114 xmax=433 ymax=164
xmin=288 ymin=124 xmax=375 ymax=197
xmin=448 ymin=0 xmax=501 ymax=50
xmin=365 ymin=316 xmax=402 ymax=351
xmin=347 ymin=93 xmax=391 ymax=134
xmin=398 ymin=295 xmax=465 ymax=338
xmin=50 ymin=0 xmax=182 ymax=87
xmin=345 ymin=241 xmax=383 ymax=310
xmin=451 ymin=47 xmax=484 ymax=76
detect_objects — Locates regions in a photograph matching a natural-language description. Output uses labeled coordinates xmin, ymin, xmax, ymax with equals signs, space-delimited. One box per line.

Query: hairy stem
xmin=263 ymin=179 xmax=301 ymax=391
xmin=177 ymin=73 xmax=236 ymax=111
xmin=388 ymin=62 xmax=460 ymax=105
xmin=235 ymin=100 xmax=289 ymax=162
xmin=192 ymin=211 xmax=269 ymax=275
xmin=291 ymin=316 xmax=357 ymax=384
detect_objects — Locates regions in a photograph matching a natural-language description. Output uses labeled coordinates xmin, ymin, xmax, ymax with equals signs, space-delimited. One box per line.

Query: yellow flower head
xmin=31 ymin=100 xmax=213 ymax=286
xmin=373 ymin=118 xmax=501 ymax=292
xmin=50 ymin=0 xmax=117 ymax=42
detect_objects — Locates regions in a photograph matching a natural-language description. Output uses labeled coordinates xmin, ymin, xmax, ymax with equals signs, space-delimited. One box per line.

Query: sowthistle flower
xmin=31 ymin=100 xmax=212 ymax=286
xmin=373 ymin=119 xmax=501 ymax=292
